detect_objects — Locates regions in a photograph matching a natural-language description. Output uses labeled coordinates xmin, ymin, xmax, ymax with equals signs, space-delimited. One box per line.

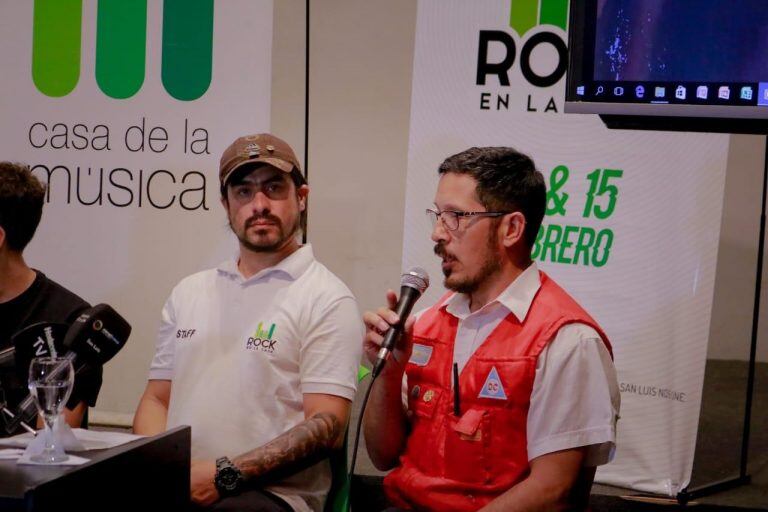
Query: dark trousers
xmin=192 ymin=489 xmax=293 ymax=512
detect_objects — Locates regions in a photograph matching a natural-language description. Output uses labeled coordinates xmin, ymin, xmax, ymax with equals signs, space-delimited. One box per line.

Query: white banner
xmin=0 ymin=0 xmax=273 ymax=412
xmin=403 ymin=0 xmax=729 ymax=495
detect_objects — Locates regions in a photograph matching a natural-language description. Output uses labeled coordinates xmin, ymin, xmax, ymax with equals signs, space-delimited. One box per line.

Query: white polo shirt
xmin=409 ymin=263 xmax=620 ymax=466
xmin=149 ymin=244 xmax=363 ymax=512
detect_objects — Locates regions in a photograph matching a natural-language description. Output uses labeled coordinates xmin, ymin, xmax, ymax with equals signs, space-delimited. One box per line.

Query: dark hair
xmin=438 ymin=147 xmax=545 ymax=249
xmin=0 ymin=162 xmax=46 ymax=252
xmin=221 ymin=164 xmax=308 ymax=235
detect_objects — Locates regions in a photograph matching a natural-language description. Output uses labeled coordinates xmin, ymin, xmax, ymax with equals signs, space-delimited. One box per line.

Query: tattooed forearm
xmin=232 ymin=412 xmax=341 ymax=484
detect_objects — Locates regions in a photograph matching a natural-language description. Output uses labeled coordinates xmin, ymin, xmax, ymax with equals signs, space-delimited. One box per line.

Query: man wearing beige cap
xmin=134 ymin=134 xmax=363 ymax=512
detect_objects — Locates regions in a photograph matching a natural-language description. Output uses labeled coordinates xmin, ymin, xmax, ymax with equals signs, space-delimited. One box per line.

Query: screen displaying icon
xmin=696 ymin=86 xmax=708 ymax=99
xmin=741 ymin=86 xmax=753 ymax=100
xmin=596 ymin=85 xmax=605 ymax=95
xmin=718 ymin=86 xmax=730 ymax=100
xmin=759 ymin=83 xmax=768 ymax=106
xmin=675 ymin=86 xmax=686 ymax=100
xmin=654 ymin=86 xmax=665 ymax=98
xmin=576 ymin=85 xmax=585 ymax=96
xmin=614 ymin=86 xmax=624 ymax=96
xmin=635 ymin=85 xmax=645 ymax=98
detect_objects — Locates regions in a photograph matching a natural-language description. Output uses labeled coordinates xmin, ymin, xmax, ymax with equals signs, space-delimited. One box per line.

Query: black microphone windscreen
xmin=62 ymin=304 xmax=132 ymax=365
xmin=9 ymin=322 xmax=69 ymax=372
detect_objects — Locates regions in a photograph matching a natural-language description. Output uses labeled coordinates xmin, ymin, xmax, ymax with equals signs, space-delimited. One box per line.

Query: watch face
xmin=218 ymin=468 xmax=240 ymax=491
xmin=215 ymin=459 xmax=244 ymax=494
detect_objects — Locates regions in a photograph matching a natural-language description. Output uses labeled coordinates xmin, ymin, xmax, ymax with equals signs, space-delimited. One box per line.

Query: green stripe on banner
xmin=540 ymin=0 xmax=568 ymax=31
xmin=161 ymin=0 xmax=214 ymax=101
xmin=32 ymin=0 xmax=82 ymax=97
xmin=96 ymin=0 xmax=147 ymax=99
xmin=509 ymin=0 xmax=538 ymax=36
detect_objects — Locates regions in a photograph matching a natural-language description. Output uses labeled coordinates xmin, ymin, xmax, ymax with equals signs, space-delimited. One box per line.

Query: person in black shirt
xmin=0 ymin=162 xmax=102 ymax=435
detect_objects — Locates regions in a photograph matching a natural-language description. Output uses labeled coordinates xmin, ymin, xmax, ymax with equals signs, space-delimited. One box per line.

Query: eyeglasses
xmin=425 ymin=208 xmax=509 ymax=231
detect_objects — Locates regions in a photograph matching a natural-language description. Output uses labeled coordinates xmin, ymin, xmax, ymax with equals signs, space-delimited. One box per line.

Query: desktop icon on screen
xmin=740 ymin=86 xmax=753 ymax=100
xmin=758 ymin=83 xmax=768 ymax=106
xmin=718 ymin=86 xmax=730 ymax=100
xmin=635 ymin=85 xmax=645 ymax=98
xmin=613 ymin=86 xmax=624 ymax=96
xmin=654 ymin=86 xmax=665 ymax=98
xmin=696 ymin=86 xmax=708 ymax=99
xmin=675 ymin=86 xmax=686 ymax=100
xmin=576 ymin=85 xmax=585 ymax=96
xmin=596 ymin=85 xmax=605 ymax=95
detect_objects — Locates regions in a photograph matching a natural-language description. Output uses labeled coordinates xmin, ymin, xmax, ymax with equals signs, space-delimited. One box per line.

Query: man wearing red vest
xmin=362 ymin=147 xmax=619 ymax=511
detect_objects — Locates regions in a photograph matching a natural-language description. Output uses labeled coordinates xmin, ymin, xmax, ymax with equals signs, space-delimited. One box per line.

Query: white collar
xmin=216 ymin=244 xmax=314 ymax=283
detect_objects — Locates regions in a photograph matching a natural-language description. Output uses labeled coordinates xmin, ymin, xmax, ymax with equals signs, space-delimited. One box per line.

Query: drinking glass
xmin=28 ymin=356 xmax=74 ymax=463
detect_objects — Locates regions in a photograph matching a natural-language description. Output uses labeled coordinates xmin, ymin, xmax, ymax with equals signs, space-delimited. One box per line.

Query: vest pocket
xmin=472 ymin=359 xmax=534 ymax=486
xmin=444 ymin=408 xmax=490 ymax=484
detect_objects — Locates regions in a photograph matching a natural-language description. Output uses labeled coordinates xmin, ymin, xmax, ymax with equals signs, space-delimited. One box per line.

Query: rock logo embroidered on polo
xmin=408 ymin=343 xmax=433 ymax=366
xmin=245 ymin=322 xmax=279 ymax=353
xmin=478 ymin=366 xmax=507 ymax=400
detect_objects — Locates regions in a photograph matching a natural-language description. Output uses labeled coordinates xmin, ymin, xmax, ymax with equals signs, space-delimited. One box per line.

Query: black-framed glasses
xmin=425 ymin=208 xmax=510 ymax=231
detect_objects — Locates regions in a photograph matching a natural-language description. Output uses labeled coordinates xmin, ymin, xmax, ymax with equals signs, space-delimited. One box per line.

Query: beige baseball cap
xmin=219 ymin=133 xmax=303 ymax=188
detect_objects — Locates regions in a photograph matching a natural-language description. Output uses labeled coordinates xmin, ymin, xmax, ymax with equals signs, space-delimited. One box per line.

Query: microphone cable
xmin=348 ymin=367 xmax=375 ymax=480
xmin=347 ymin=267 xmax=429 ymax=498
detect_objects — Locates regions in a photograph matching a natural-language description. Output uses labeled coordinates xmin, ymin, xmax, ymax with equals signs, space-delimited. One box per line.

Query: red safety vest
xmin=383 ymin=271 xmax=611 ymax=511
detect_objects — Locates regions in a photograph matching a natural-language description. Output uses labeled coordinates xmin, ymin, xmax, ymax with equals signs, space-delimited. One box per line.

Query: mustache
xmin=246 ymin=213 xmax=282 ymax=228
xmin=433 ymin=243 xmax=454 ymax=261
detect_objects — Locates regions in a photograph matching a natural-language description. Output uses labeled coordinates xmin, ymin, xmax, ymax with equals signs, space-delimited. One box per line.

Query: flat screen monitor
xmin=565 ymin=0 xmax=768 ymax=123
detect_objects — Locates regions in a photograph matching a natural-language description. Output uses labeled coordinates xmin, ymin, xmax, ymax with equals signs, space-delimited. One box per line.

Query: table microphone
xmin=0 ymin=323 xmax=69 ymax=435
xmin=5 ymin=304 xmax=131 ymax=434
xmin=1 ymin=323 xmax=69 ymax=371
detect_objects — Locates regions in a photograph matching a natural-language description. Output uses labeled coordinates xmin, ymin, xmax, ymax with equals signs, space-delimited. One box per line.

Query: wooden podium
xmin=0 ymin=426 xmax=190 ymax=511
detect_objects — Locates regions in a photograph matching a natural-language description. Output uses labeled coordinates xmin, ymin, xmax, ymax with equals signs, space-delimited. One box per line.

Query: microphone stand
xmin=0 ymin=383 xmax=36 ymax=436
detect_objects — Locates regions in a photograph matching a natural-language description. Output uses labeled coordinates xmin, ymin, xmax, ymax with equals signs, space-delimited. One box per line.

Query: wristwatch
xmin=214 ymin=456 xmax=245 ymax=496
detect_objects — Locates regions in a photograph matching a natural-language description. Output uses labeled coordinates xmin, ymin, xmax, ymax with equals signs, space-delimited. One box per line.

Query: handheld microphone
xmin=372 ymin=267 xmax=429 ymax=378
xmin=5 ymin=304 xmax=131 ymax=434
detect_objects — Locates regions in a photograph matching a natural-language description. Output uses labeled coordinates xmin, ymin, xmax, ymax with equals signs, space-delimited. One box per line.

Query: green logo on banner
xmin=32 ymin=0 xmax=213 ymax=101
xmin=475 ymin=1 xmax=569 ymax=112
xmin=509 ymin=0 xmax=569 ymax=36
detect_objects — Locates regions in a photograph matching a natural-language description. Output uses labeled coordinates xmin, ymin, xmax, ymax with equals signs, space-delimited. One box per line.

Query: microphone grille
xmin=401 ymin=266 xmax=430 ymax=294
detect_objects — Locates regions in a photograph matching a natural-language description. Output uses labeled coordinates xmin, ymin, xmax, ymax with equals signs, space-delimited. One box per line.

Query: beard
xmin=434 ymin=228 xmax=502 ymax=294
xmin=233 ymin=212 xmax=301 ymax=253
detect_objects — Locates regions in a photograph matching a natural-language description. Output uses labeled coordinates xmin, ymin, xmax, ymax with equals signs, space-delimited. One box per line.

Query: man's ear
xmin=500 ymin=212 xmax=526 ymax=248
xmin=297 ymin=184 xmax=309 ymax=211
